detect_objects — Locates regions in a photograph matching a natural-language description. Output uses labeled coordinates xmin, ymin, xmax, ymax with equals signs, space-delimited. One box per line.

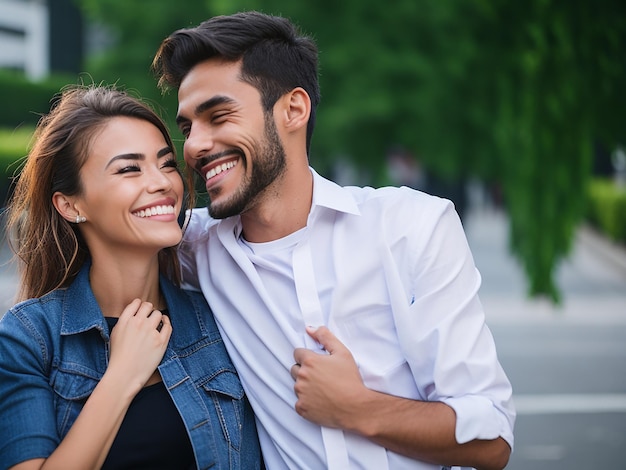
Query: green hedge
xmin=587 ymin=178 xmax=626 ymax=243
xmin=0 ymin=127 xmax=32 ymax=206
xmin=0 ymin=70 xmax=76 ymax=206
xmin=0 ymin=70 xmax=73 ymax=128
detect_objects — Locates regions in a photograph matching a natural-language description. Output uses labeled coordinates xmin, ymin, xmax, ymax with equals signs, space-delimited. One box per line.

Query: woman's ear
xmin=278 ymin=87 xmax=311 ymax=133
xmin=52 ymin=192 xmax=81 ymax=224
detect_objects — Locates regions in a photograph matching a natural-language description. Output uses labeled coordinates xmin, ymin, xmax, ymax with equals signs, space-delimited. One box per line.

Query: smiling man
xmin=176 ymin=61 xmax=289 ymax=223
xmin=153 ymin=11 xmax=515 ymax=470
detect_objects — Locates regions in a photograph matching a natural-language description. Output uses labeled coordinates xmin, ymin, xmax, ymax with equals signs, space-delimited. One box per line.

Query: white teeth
xmin=133 ymin=205 xmax=176 ymax=218
xmin=206 ymin=160 xmax=237 ymax=180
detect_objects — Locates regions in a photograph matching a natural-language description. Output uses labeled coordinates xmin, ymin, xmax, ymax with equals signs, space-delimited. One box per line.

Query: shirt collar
xmin=229 ymin=167 xmax=361 ymax=240
xmin=309 ymin=167 xmax=361 ymax=217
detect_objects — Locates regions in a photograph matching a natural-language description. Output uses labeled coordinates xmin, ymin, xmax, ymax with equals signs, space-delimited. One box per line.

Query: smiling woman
xmin=54 ymin=115 xmax=184 ymax=267
xmin=0 ymin=84 xmax=262 ymax=470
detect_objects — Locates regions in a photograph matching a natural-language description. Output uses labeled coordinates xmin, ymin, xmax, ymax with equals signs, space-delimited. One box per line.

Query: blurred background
xmin=0 ymin=0 xmax=625 ymax=301
xmin=0 ymin=1 xmax=625 ymax=468
xmin=0 ymin=0 xmax=626 ymax=302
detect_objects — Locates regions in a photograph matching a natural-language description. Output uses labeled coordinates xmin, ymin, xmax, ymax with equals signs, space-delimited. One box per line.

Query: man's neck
xmin=240 ymin=165 xmax=313 ymax=243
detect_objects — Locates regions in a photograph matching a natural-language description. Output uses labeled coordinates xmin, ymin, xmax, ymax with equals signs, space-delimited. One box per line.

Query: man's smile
xmin=206 ymin=159 xmax=239 ymax=181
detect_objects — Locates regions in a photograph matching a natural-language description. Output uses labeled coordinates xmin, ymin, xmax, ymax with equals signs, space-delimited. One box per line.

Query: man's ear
xmin=52 ymin=192 xmax=81 ymax=223
xmin=278 ymin=87 xmax=311 ymax=133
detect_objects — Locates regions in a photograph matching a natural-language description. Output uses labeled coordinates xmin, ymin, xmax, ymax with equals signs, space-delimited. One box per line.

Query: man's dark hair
xmin=152 ymin=11 xmax=321 ymax=154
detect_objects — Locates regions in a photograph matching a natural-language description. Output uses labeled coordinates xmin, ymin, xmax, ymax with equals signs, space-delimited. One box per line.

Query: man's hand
xmin=291 ymin=326 xmax=511 ymax=469
xmin=291 ymin=326 xmax=369 ymax=430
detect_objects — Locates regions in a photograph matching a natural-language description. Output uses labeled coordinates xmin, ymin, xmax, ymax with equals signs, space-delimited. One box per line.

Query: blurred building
xmin=0 ymin=0 xmax=83 ymax=80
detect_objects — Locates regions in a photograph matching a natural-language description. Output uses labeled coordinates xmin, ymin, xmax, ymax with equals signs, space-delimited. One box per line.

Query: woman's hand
xmin=107 ymin=299 xmax=172 ymax=394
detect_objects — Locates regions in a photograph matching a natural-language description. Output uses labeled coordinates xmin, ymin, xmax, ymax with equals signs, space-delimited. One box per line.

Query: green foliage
xmin=587 ymin=178 xmax=626 ymax=243
xmin=36 ymin=0 xmax=626 ymax=303
xmin=0 ymin=127 xmax=31 ymax=162
xmin=474 ymin=0 xmax=625 ymax=302
xmin=76 ymin=1 xmax=218 ymax=117
xmin=221 ymin=0 xmax=625 ymax=302
xmin=0 ymin=71 xmax=74 ymax=128
xmin=0 ymin=126 xmax=32 ymax=205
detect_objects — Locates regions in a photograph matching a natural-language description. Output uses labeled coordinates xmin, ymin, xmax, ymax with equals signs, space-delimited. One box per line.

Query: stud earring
xmin=75 ymin=214 xmax=86 ymax=224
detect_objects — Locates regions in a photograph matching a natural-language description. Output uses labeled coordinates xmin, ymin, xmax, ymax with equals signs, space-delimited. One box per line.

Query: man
xmin=152 ymin=11 xmax=515 ymax=470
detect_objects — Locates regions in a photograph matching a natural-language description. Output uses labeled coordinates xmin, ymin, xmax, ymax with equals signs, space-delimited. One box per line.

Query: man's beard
xmin=208 ymin=114 xmax=287 ymax=219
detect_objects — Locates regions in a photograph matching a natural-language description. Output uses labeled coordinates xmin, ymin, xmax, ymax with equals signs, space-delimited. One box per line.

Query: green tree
xmin=76 ymin=0 xmax=217 ymax=123
xmin=465 ymin=0 xmax=626 ymax=301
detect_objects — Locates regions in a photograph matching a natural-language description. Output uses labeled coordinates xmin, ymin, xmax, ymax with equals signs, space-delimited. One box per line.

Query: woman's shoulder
xmin=160 ymin=275 xmax=209 ymax=309
xmin=3 ymin=290 xmax=65 ymax=325
xmin=0 ymin=290 xmax=66 ymax=357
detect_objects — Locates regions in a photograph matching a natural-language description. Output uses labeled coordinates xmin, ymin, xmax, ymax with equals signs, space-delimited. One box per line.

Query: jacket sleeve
xmin=0 ymin=306 xmax=59 ymax=468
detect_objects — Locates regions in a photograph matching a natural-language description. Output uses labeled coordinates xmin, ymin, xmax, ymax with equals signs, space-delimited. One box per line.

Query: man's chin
xmin=207 ymin=204 xmax=225 ymax=219
xmin=207 ymin=201 xmax=241 ymax=219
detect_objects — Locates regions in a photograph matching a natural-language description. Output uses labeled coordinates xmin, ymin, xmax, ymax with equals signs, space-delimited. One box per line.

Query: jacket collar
xmin=60 ymin=261 xmax=194 ymax=344
xmin=60 ymin=262 xmax=106 ymax=336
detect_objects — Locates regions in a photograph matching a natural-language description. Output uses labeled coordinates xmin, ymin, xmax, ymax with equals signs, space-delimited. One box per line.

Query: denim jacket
xmin=0 ymin=263 xmax=261 ymax=470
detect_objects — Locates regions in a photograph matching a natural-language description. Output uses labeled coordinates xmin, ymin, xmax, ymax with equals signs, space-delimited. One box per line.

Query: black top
xmin=101 ymin=316 xmax=196 ymax=469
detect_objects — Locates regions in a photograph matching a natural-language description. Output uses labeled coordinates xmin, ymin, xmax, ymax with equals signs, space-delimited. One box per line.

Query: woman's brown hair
xmin=6 ymin=84 xmax=183 ymax=302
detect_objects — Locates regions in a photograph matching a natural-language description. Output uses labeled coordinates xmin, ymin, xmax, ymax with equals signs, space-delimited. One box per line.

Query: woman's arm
xmin=7 ymin=300 xmax=171 ymax=470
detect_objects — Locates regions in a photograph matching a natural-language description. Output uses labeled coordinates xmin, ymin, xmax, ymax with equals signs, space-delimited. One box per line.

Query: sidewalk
xmin=464 ymin=208 xmax=626 ymax=325
xmin=465 ymin=208 xmax=626 ymax=469
xmin=0 ymin=220 xmax=17 ymax=313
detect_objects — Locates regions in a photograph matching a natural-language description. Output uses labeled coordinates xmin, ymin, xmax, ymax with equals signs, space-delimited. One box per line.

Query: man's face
xmin=177 ymin=59 xmax=286 ymax=219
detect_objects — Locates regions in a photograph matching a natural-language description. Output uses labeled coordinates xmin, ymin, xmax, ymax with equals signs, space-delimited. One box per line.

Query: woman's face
xmin=73 ymin=116 xmax=184 ymax=257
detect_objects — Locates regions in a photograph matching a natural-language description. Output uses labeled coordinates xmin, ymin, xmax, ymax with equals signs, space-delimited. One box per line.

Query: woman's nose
xmin=147 ymin=166 xmax=174 ymax=193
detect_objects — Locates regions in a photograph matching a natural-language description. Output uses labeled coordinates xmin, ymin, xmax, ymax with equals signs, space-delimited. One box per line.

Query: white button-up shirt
xmin=179 ymin=169 xmax=515 ymax=470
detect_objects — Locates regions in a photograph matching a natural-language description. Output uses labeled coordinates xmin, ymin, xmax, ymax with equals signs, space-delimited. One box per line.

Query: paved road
xmin=0 ymin=212 xmax=17 ymax=312
xmin=465 ymin=209 xmax=626 ymax=469
xmin=1 ymin=207 xmax=625 ymax=468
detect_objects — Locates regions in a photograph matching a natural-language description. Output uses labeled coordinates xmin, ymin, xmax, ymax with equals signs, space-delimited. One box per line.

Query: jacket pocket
xmin=200 ymin=369 xmax=246 ymax=451
xmin=51 ymin=367 xmax=99 ymax=437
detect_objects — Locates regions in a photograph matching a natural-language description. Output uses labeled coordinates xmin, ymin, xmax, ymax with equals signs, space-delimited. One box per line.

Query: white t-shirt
xmin=179 ymin=169 xmax=515 ymax=470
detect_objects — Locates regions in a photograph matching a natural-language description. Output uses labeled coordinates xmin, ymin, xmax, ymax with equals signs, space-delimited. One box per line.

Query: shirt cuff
xmin=442 ymin=395 xmax=515 ymax=450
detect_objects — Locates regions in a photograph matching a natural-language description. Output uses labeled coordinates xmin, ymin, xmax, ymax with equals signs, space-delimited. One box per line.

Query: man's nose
xmin=184 ymin=125 xmax=214 ymax=162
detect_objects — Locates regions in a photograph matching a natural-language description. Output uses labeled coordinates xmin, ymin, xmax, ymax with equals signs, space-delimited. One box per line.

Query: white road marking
xmin=514 ymin=394 xmax=626 ymax=415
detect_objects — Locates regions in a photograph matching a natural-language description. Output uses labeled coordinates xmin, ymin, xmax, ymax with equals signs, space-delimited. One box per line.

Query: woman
xmin=0 ymin=85 xmax=261 ymax=469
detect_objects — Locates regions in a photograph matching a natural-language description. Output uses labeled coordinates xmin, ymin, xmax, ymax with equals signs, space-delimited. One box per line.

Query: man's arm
xmin=291 ymin=326 xmax=511 ymax=470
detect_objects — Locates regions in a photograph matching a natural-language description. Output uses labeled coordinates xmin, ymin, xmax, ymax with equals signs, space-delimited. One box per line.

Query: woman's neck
xmin=88 ymin=256 xmax=164 ymax=318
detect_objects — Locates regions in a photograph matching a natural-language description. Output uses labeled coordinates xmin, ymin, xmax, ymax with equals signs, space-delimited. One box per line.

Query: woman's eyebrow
xmin=157 ymin=146 xmax=173 ymax=158
xmin=105 ymin=153 xmax=143 ymax=169
xmin=105 ymin=146 xmax=172 ymax=168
